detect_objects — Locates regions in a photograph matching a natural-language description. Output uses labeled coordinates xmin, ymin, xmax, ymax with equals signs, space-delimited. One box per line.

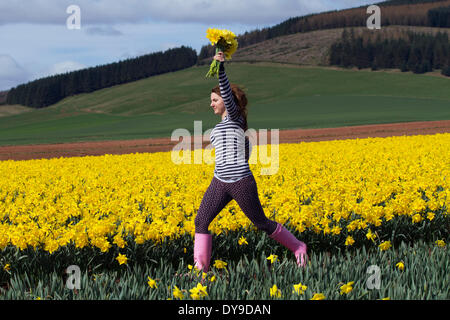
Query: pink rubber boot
xmin=193 ymin=233 xmax=212 ymax=272
xmin=269 ymin=223 xmax=308 ymax=267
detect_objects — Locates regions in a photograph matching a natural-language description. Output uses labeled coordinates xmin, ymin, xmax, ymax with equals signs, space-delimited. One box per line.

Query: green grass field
xmin=0 ymin=62 xmax=449 ymax=146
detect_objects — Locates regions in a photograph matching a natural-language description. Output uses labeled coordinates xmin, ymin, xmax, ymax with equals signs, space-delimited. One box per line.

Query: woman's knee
xmin=194 ymin=213 xmax=209 ymax=234
xmin=255 ymin=219 xmax=278 ymax=235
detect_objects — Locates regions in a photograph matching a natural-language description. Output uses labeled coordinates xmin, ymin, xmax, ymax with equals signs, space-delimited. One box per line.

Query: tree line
xmin=329 ymin=28 xmax=450 ymax=75
xmin=6 ymin=46 xmax=197 ymax=108
xmin=0 ymin=91 xmax=8 ymax=105
xmin=428 ymin=5 xmax=450 ymax=26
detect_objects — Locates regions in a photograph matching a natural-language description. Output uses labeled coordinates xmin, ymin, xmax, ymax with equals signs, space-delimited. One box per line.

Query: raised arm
xmin=216 ymin=56 xmax=240 ymax=122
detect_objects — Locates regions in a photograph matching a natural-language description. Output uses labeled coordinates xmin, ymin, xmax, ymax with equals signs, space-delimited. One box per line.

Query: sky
xmin=0 ymin=0 xmax=382 ymax=91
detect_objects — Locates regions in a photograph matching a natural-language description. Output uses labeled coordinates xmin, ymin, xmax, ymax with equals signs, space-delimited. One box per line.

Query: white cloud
xmin=0 ymin=54 xmax=30 ymax=90
xmin=141 ymin=0 xmax=330 ymax=25
xmin=0 ymin=0 xmax=381 ymax=27
xmin=42 ymin=61 xmax=87 ymax=78
xmin=85 ymin=25 xmax=123 ymax=37
xmin=160 ymin=42 xmax=180 ymax=51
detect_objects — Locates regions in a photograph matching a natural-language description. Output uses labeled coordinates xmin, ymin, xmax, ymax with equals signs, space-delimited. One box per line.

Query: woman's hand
xmin=213 ymin=51 xmax=225 ymax=62
xmin=205 ymin=51 xmax=224 ymax=78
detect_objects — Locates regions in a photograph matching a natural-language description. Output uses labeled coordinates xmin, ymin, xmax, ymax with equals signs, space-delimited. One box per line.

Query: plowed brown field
xmin=1 ymin=120 xmax=449 ymax=161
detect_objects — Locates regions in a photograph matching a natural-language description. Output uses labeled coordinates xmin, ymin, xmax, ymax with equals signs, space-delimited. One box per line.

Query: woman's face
xmin=210 ymin=92 xmax=226 ymax=116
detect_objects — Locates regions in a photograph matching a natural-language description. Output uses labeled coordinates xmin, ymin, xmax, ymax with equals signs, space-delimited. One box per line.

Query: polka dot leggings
xmin=195 ymin=174 xmax=278 ymax=235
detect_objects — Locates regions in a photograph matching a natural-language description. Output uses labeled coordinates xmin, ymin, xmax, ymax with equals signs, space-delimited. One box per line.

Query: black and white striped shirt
xmin=210 ymin=62 xmax=253 ymax=183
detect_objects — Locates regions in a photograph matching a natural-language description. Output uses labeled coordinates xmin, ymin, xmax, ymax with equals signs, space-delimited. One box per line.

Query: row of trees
xmin=198 ymin=0 xmax=450 ymax=61
xmin=428 ymin=5 xmax=450 ymax=26
xmin=0 ymin=91 xmax=8 ymax=105
xmin=329 ymin=28 xmax=450 ymax=75
xmin=6 ymin=46 xmax=198 ymax=109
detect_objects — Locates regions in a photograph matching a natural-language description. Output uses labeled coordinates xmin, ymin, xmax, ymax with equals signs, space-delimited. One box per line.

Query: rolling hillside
xmin=0 ymin=62 xmax=449 ymax=146
xmin=199 ymin=25 xmax=450 ymax=66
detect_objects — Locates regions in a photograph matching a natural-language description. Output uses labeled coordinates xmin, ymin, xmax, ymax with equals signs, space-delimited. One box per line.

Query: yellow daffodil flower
xmin=116 ymin=253 xmax=128 ymax=265
xmin=147 ymin=276 xmax=157 ymax=289
xmin=266 ymin=254 xmax=278 ymax=264
xmin=172 ymin=286 xmax=184 ymax=300
xmin=238 ymin=236 xmax=248 ymax=246
xmin=292 ymin=283 xmax=308 ymax=295
xmin=311 ymin=293 xmax=325 ymax=300
xmin=269 ymin=284 xmax=282 ymax=298
xmin=213 ymin=260 xmax=227 ymax=269
xmin=379 ymin=241 xmax=392 ymax=251
xmin=340 ymin=281 xmax=355 ymax=295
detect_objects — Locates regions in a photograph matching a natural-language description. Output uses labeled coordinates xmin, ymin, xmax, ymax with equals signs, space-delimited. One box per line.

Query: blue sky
xmin=0 ymin=0 xmax=382 ymax=91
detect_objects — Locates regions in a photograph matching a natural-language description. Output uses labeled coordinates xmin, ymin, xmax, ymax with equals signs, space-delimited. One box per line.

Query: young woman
xmin=193 ymin=52 xmax=308 ymax=272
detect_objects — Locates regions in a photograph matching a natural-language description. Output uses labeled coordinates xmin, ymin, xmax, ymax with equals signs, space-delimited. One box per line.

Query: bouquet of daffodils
xmin=205 ymin=28 xmax=239 ymax=78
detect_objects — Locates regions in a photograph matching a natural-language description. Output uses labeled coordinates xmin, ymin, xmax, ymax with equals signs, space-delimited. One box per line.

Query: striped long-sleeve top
xmin=210 ymin=62 xmax=253 ymax=183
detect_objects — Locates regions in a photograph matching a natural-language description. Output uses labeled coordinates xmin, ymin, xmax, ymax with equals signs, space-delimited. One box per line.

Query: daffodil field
xmin=0 ymin=133 xmax=449 ymax=299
